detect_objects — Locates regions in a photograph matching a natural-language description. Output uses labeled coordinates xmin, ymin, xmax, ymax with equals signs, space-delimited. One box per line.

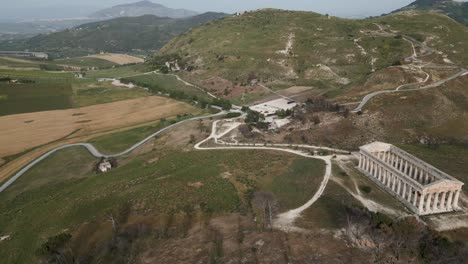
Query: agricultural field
xmin=0 ymin=69 xmax=73 ymax=116
xmin=0 ymin=148 xmax=325 ymax=263
xmin=88 ymin=53 xmax=144 ymax=65
xmin=83 ymin=63 xmax=152 ymax=78
xmin=0 ymin=96 xmax=198 ymax=159
xmin=71 ymin=78 xmax=151 ymax=107
xmin=55 ymin=57 xmax=117 ymax=68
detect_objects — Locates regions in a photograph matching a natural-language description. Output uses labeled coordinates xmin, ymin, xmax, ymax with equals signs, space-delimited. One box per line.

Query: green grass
xmin=55 ymin=57 xmax=116 ymax=68
xmin=0 ymin=69 xmax=73 ymax=116
xmin=0 ymin=148 xmax=315 ymax=263
xmin=124 ymin=73 xmax=213 ymax=101
xmin=259 ymin=158 xmax=325 ymax=211
xmin=87 ymin=114 xmax=199 ymax=154
xmin=88 ymin=122 xmax=162 ymax=154
xmin=0 ymin=57 xmax=40 ymax=69
xmin=84 ymin=64 xmax=151 ymax=78
xmin=71 ymin=78 xmax=151 ymax=107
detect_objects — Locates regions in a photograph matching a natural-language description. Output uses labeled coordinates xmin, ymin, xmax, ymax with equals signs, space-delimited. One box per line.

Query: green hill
xmin=392 ymin=0 xmax=468 ymax=26
xmin=0 ymin=12 xmax=228 ymax=58
xmin=156 ymin=9 xmax=467 ymax=102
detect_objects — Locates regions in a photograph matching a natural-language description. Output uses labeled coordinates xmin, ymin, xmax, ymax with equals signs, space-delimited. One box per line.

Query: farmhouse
xmin=98 ymin=161 xmax=112 ymax=173
xmin=357 ymin=142 xmax=464 ymax=215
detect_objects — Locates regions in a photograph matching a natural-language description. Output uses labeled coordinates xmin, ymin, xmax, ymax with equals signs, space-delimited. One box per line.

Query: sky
xmin=0 ymin=0 xmax=466 ymax=21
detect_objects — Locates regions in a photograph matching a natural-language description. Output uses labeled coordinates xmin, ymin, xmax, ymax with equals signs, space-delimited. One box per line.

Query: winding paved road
xmin=0 ymin=111 xmax=227 ymax=193
xmin=353 ymin=68 xmax=467 ymax=113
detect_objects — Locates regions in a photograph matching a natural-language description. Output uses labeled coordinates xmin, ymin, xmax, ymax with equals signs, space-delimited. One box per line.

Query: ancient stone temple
xmin=357 ymin=142 xmax=464 ymax=215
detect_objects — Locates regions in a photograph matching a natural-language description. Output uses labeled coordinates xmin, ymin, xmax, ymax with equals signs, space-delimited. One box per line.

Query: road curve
xmin=0 ymin=111 xmax=227 ymax=193
xmin=353 ymin=68 xmax=467 ymax=113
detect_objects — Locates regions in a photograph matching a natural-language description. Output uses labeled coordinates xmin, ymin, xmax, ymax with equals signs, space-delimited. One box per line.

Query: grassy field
xmin=84 ymin=64 xmax=151 ymax=78
xmin=0 ymin=148 xmax=325 ymax=263
xmin=0 ymin=57 xmax=40 ymax=69
xmin=55 ymin=57 xmax=117 ymax=68
xmin=259 ymin=158 xmax=325 ymax=211
xmin=71 ymin=78 xmax=151 ymax=107
xmin=0 ymin=69 xmax=73 ymax=116
xmin=87 ymin=114 xmax=197 ymax=154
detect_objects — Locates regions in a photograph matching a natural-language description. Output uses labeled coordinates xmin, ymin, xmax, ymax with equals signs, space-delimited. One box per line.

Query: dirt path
xmin=195 ymin=118 xmax=351 ymax=232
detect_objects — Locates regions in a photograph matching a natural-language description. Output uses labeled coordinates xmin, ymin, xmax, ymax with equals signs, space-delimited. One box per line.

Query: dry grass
xmin=0 ymin=96 xmax=195 ymax=158
xmin=88 ymin=53 xmax=144 ymax=65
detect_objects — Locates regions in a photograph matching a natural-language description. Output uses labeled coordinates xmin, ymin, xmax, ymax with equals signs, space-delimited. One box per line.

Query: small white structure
xmin=357 ymin=142 xmax=464 ymax=215
xmin=250 ymin=98 xmax=297 ymax=116
xmin=250 ymin=98 xmax=297 ymax=130
xmin=98 ymin=161 xmax=112 ymax=173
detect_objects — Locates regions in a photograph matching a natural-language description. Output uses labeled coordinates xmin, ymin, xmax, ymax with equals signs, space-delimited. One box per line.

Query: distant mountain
xmin=0 ymin=12 xmax=228 ymax=57
xmin=392 ymin=0 xmax=468 ymax=26
xmin=89 ymin=0 xmax=198 ymax=19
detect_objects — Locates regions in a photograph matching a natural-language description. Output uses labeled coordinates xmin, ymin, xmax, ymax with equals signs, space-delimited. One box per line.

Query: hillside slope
xmin=90 ymin=0 xmax=198 ymax=19
xmin=0 ymin=12 xmax=228 ymax=57
xmin=158 ymin=9 xmax=467 ymax=102
xmin=392 ymin=0 xmax=468 ymax=26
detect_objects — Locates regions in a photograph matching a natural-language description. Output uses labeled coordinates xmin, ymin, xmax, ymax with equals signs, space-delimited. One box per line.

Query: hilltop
xmin=89 ymin=0 xmax=198 ymax=19
xmin=392 ymin=0 xmax=468 ymax=26
xmin=0 ymin=12 xmax=228 ymax=58
xmin=157 ymin=9 xmax=467 ymax=103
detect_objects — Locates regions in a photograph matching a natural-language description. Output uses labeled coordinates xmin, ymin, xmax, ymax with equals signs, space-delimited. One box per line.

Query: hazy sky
xmin=0 ymin=0 xmax=466 ymax=20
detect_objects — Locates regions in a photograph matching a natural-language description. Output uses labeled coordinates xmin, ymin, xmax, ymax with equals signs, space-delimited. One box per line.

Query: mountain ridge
xmin=89 ymin=0 xmax=199 ymax=19
xmin=391 ymin=0 xmax=468 ymax=26
xmin=0 ymin=12 xmax=229 ymax=57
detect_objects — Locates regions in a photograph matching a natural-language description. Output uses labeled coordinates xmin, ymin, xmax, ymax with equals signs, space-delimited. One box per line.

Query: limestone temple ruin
xmin=357 ymin=142 xmax=464 ymax=215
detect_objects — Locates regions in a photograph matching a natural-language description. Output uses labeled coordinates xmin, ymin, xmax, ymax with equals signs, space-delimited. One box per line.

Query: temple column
xmin=397 ymin=180 xmax=402 ymax=195
xmin=419 ymin=193 xmax=426 ymax=214
xmin=413 ymin=191 xmax=418 ymax=206
xmin=447 ymin=191 xmax=454 ymax=210
xmin=424 ymin=173 xmax=429 ymax=184
xmin=440 ymin=192 xmax=447 ymax=210
xmin=358 ymin=154 xmax=363 ymax=168
xmin=402 ymin=183 xmax=407 ymax=199
xmin=407 ymin=187 xmax=413 ymax=204
xmin=426 ymin=193 xmax=433 ymax=213
xmin=432 ymin=192 xmax=439 ymax=211
xmin=418 ymin=169 xmax=424 ymax=182
xmin=409 ymin=165 xmax=414 ymax=178
xmin=454 ymin=190 xmax=460 ymax=209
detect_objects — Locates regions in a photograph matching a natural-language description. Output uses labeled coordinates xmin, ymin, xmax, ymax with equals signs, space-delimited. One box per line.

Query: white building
xmin=98 ymin=161 xmax=112 ymax=173
xmin=250 ymin=98 xmax=297 ymax=129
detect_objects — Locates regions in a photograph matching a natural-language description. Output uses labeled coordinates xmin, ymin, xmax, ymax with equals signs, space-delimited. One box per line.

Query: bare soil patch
xmin=88 ymin=53 xmax=144 ymax=65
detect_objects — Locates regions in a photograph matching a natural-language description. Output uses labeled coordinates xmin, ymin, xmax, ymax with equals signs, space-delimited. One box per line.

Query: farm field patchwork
xmin=0 ymin=96 xmax=198 ymax=159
